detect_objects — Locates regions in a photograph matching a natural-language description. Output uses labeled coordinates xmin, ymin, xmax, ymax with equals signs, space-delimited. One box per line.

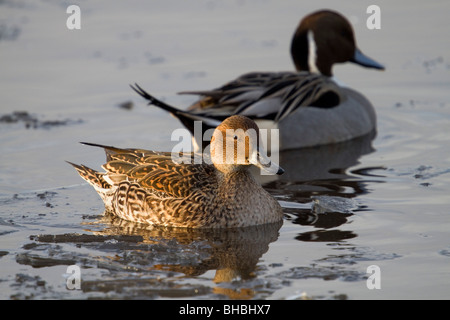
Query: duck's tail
xmin=66 ymin=161 xmax=111 ymax=190
xmin=130 ymin=83 xmax=221 ymax=135
xmin=130 ymin=83 xmax=183 ymax=115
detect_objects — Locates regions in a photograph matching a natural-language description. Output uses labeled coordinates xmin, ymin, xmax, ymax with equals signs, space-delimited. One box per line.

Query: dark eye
xmin=233 ymin=135 xmax=238 ymax=140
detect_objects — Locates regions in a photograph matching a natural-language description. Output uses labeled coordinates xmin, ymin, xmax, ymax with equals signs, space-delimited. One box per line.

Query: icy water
xmin=1 ymin=0 xmax=450 ymax=300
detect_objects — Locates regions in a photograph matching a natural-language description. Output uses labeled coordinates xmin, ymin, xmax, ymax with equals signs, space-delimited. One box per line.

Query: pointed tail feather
xmin=79 ymin=142 xmax=132 ymax=161
xmin=130 ymin=83 xmax=182 ymax=114
xmin=130 ymin=83 xmax=222 ymax=135
xmin=66 ymin=161 xmax=111 ymax=190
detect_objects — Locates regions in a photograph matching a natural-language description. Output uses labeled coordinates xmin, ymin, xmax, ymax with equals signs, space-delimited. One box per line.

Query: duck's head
xmin=291 ymin=10 xmax=385 ymax=77
xmin=210 ymin=115 xmax=284 ymax=175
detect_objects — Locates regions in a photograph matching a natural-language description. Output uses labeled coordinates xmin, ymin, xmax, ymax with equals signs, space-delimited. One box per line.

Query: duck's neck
xmin=291 ymin=29 xmax=333 ymax=77
xmin=216 ymin=169 xmax=257 ymax=190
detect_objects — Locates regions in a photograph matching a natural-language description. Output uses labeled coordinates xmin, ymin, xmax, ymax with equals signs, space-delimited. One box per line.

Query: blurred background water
xmin=0 ymin=0 xmax=449 ymax=299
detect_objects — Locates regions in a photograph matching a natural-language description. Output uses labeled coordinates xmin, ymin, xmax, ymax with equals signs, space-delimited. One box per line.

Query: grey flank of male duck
xmin=131 ymin=10 xmax=385 ymax=151
xmin=68 ymin=115 xmax=284 ymax=228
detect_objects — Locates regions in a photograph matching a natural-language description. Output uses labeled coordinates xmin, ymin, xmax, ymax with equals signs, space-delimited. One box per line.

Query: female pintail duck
xmin=68 ymin=115 xmax=284 ymax=228
xmin=131 ymin=10 xmax=384 ymax=151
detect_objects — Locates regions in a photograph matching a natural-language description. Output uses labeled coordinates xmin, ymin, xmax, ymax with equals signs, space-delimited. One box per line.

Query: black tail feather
xmin=130 ymin=83 xmax=181 ymax=114
xmin=130 ymin=84 xmax=224 ymax=146
xmin=131 ymin=83 xmax=203 ymax=135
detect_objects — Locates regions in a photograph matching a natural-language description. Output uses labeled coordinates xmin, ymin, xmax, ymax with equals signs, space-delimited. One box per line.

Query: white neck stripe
xmin=307 ymin=30 xmax=319 ymax=74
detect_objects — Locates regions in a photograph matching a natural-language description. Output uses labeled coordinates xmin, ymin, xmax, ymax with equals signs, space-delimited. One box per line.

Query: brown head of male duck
xmin=131 ymin=10 xmax=384 ymax=151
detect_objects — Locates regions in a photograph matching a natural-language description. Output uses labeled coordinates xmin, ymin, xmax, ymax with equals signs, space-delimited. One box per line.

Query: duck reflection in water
xmin=93 ymin=213 xmax=283 ymax=299
xmin=259 ymin=131 xmax=383 ymax=243
xmin=85 ymin=130 xmax=383 ymax=298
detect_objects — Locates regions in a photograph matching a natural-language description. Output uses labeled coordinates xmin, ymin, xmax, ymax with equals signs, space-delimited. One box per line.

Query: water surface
xmin=1 ymin=0 xmax=450 ymax=299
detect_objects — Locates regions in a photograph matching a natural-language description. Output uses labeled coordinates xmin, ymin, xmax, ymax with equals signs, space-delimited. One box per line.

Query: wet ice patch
xmin=439 ymin=247 xmax=450 ymax=258
xmin=412 ymin=165 xmax=450 ymax=181
xmin=318 ymin=246 xmax=401 ymax=265
xmin=0 ymin=217 xmax=20 ymax=236
xmin=0 ymin=111 xmax=83 ymax=129
xmin=402 ymin=55 xmax=450 ymax=74
xmin=0 ymin=22 xmax=20 ymax=41
xmin=311 ymin=196 xmax=360 ymax=214
xmin=391 ymin=164 xmax=450 ymax=187
xmin=276 ymin=265 xmax=365 ymax=282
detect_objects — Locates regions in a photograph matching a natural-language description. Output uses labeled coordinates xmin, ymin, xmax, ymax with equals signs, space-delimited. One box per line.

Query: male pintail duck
xmin=131 ymin=10 xmax=384 ymax=151
xmin=68 ymin=115 xmax=284 ymax=228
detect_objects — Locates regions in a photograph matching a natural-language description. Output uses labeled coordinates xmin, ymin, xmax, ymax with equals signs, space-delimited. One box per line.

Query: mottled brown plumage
xmin=69 ymin=115 xmax=284 ymax=228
